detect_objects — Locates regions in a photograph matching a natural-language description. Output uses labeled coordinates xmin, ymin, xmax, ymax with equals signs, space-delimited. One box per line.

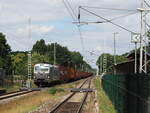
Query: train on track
xmin=33 ymin=63 xmax=93 ymax=87
xmin=0 ymin=68 xmax=5 ymax=86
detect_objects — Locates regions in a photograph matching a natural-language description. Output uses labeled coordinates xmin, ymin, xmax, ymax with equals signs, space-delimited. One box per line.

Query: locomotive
xmin=33 ymin=63 xmax=92 ymax=86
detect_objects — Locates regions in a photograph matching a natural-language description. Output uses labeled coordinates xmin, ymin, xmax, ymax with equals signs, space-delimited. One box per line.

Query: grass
xmin=94 ymin=77 xmax=117 ymax=113
xmin=0 ymin=80 xmax=39 ymax=93
xmin=0 ymin=91 xmax=53 ymax=113
xmin=0 ymin=79 xmax=84 ymax=113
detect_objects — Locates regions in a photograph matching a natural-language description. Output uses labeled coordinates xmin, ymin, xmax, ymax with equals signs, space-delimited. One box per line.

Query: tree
xmin=0 ymin=33 xmax=12 ymax=74
xmin=11 ymin=52 xmax=28 ymax=75
xmin=32 ymin=39 xmax=47 ymax=55
xmin=31 ymin=39 xmax=93 ymax=71
xmin=32 ymin=52 xmax=49 ymax=65
xmin=96 ymin=53 xmax=127 ymax=73
xmin=47 ymin=43 xmax=71 ymax=66
xmin=70 ymin=52 xmax=84 ymax=69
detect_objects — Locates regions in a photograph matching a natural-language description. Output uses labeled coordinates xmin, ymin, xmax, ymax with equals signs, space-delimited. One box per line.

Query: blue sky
xmin=0 ymin=0 xmax=150 ymax=68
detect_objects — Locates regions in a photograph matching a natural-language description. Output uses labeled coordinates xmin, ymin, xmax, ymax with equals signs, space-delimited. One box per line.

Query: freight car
xmin=34 ymin=63 xmax=92 ymax=87
xmin=0 ymin=68 xmax=5 ymax=86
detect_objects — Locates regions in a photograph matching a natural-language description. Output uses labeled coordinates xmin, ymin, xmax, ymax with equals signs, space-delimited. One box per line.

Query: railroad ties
xmin=49 ymin=77 xmax=94 ymax=113
xmin=55 ymin=102 xmax=81 ymax=113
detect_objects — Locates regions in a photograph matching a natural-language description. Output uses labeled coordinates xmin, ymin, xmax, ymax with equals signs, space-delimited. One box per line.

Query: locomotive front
xmin=34 ymin=63 xmax=52 ymax=86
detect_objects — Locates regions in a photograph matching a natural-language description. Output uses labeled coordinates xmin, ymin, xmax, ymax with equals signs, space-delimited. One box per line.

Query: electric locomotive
xmin=34 ymin=63 xmax=60 ymax=86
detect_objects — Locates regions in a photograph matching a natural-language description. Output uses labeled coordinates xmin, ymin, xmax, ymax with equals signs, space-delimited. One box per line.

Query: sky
xmin=0 ymin=0 xmax=150 ymax=68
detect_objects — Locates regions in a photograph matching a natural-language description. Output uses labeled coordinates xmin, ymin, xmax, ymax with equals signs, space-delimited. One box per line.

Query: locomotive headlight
xmin=47 ymin=76 xmax=50 ymax=79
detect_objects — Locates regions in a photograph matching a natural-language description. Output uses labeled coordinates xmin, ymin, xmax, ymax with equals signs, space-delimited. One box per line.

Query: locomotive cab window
xmin=41 ymin=68 xmax=49 ymax=73
xmin=34 ymin=66 xmax=40 ymax=73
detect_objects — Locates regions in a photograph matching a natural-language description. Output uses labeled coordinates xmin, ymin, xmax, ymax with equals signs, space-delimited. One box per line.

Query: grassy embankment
xmin=0 ymin=79 xmax=82 ymax=113
xmin=94 ymin=77 xmax=117 ymax=113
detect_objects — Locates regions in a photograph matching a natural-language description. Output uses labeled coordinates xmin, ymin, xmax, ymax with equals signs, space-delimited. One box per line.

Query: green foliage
xmin=147 ymin=31 xmax=150 ymax=40
xmin=32 ymin=39 xmax=47 ymax=55
xmin=32 ymin=40 xmax=93 ymax=71
xmin=0 ymin=33 xmax=12 ymax=74
xmin=48 ymin=88 xmax=65 ymax=95
xmin=11 ymin=39 xmax=93 ymax=78
xmin=70 ymin=52 xmax=83 ymax=68
xmin=47 ymin=43 xmax=71 ymax=66
xmin=96 ymin=53 xmax=127 ymax=73
xmin=11 ymin=52 xmax=28 ymax=76
xmin=32 ymin=52 xmax=49 ymax=65
xmin=48 ymin=88 xmax=57 ymax=95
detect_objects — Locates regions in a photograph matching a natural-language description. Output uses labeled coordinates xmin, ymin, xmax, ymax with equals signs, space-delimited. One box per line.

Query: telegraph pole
xmin=135 ymin=42 xmax=137 ymax=73
xmin=54 ymin=43 xmax=56 ymax=65
xmin=27 ymin=17 xmax=32 ymax=88
xmin=114 ymin=32 xmax=118 ymax=65
xmin=100 ymin=55 xmax=102 ymax=74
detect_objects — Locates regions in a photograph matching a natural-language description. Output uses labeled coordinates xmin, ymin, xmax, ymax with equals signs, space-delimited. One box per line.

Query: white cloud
xmin=0 ymin=0 xmax=148 ymax=68
xmin=17 ymin=25 xmax=54 ymax=35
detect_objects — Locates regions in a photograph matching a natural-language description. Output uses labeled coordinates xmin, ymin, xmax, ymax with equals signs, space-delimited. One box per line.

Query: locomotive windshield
xmin=40 ymin=68 xmax=49 ymax=72
xmin=34 ymin=66 xmax=49 ymax=73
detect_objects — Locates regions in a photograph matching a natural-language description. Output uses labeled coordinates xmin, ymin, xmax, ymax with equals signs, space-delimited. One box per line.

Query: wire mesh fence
xmin=102 ymin=74 xmax=150 ymax=113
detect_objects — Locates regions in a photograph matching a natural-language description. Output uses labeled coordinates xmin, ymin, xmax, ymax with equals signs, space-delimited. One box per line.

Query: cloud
xmin=0 ymin=0 xmax=148 ymax=68
xmin=17 ymin=25 xmax=54 ymax=35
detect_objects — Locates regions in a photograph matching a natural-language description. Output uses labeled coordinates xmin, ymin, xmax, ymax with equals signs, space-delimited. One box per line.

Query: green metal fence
xmin=102 ymin=74 xmax=150 ymax=113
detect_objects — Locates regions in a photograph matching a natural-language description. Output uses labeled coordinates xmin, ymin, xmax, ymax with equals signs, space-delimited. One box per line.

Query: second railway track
xmin=48 ymin=77 xmax=93 ymax=113
xmin=0 ymin=90 xmax=35 ymax=101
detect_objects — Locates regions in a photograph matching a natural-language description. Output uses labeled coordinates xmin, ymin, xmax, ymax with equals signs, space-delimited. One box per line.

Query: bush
xmin=49 ymin=88 xmax=57 ymax=95
xmin=48 ymin=88 xmax=65 ymax=95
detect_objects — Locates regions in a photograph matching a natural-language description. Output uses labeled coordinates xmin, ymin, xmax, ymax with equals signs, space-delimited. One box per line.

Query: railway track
xmin=48 ymin=77 xmax=92 ymax=113
xmin=0 ymin=90 xmax=35 ymax=101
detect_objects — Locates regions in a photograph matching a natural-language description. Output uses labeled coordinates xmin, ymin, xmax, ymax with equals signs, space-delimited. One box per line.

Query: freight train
xmin=0 ymin=68 xmax=5 ymax=86
xmin=34 ymin=63 xmax=93 ymax=86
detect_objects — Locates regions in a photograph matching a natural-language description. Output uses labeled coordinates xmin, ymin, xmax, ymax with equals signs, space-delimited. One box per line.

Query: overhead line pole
xmin=114 ymin=32 xmax=118 ymax=66
xmin=27 ymin=17 xmax=32 ymax=88
xmin=139 ymin=0 xmax=145 ymax=73
xmin=54 ymin=43 xmax=56 ymax=65
xmin=144 ymin=11 xmax=147 ymax=73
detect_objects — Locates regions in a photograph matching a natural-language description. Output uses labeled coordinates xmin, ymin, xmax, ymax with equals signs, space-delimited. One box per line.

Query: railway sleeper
xmin=55 ymin=102 xmax=81 ymax=113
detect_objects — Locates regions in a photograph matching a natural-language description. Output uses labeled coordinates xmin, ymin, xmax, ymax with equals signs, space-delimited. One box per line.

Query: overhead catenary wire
xmin=77 ymin=26 xmax=85 ymax=51
xmin=62 ymin=0 xmax=76 ymax=21
xmin=80 ymin=6 xmax=137 ymax=12
xmin=108 ymin=11 xmax=139 ymax=22
xmin=73 ymin=12 xmax=138 ymax=25
xmin=62 ymin=0 xmax=85 ymax=52
xmin=65 ymin=0 xmax=78 ymax=19
xmin=144 ymin=0 xmax=150 ymax=8
xmin=79 ymin=7 xmax=138 ymax=34
xmin=144 ymin=20 xmax=150 ymax=29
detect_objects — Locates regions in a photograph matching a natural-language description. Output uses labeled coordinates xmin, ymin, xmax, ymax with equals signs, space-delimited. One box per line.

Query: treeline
xmin=0 ymin=33 xmax=93 ymax=77
xmin=96 ymin=53 xmax=128 ymax=74
xmin=31 ymin=39 xmax=92 ymax=71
